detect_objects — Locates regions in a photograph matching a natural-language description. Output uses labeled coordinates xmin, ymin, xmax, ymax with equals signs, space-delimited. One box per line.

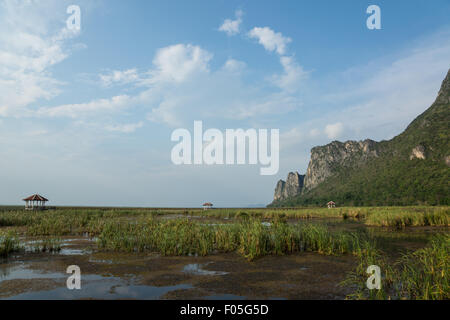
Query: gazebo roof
xmin=202 ymin=202 xmax=213 ymax=206
xmin=327 ymin=201 xmax=335 ymax=204
xmin=23 ymin=194 xmax=48 ymax=202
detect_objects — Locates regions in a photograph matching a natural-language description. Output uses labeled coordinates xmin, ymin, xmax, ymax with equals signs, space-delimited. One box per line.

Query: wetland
xmin=0 ymin=206 xmax=448 ymax=300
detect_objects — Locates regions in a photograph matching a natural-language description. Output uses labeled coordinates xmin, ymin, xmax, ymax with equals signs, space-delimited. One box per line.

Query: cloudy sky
xmin=1 ymin=0 xmax=449 ymax=207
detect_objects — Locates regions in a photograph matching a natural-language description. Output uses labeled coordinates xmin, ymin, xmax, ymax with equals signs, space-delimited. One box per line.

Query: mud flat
xmin=0 ymin=246 xmax=356 ymax=299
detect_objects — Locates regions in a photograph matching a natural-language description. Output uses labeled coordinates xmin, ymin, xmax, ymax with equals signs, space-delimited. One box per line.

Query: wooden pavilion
xmin=23 ymin=194 xmax=48 ymax=210
xmin=202 ymin=202 xmax=213 ymax=210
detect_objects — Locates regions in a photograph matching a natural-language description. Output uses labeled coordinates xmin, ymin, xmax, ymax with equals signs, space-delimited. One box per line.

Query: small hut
xmin=202 ymin=202 xmax=213 ymax=210
xmin=327 ymin=201 xmax=336 ymax=209
xmin=23 ymin=194 xmax=48 ymax=210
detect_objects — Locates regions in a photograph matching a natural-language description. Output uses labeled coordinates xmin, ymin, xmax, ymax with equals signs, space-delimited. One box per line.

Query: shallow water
xmin=7 ymin=277 xmax=192 ymax=300
xmin=0 ymin=249 xmax=357 ymax=299
xmin=183 ymin=263 xmax=228 ymax=276
xmin=0 ymin=263 xmax=66 ymax=282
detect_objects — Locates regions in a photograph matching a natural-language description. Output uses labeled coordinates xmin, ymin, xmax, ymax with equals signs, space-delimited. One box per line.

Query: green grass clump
xmin=342 ymin=234 xmax=449 ymax=300
xmin=98 ymin=218 xmax=220 ymax=256
xmin=0 ymin=231 xmax=21 ymax=257
xmin=340 ymin=240 xmax=394 ymax=300
xmin=396 ymin=234 xmax=449 ymax=299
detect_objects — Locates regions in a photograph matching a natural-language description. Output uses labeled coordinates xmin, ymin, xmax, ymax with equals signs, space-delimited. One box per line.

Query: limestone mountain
xmin=302 ymin=139 xmax=379 ymax=191
xmin=274 ymin=172 xmax=305 ymax=201
xmin=270 ymin=69 xmax=450 ymax=207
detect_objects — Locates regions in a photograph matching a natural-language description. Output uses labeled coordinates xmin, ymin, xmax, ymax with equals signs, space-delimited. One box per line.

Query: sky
xmin=0 ymin=0 xmax=449 ymax=207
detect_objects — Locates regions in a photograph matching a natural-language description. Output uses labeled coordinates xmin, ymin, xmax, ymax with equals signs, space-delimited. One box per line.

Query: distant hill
xmin=270 ymin=69 xmax=450 ymax=207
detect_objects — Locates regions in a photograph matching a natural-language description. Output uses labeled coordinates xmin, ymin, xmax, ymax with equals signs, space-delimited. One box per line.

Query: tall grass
xmin=97 ymin=218 xmax=371 ymax=261
xmin=365 ymin=207 xmax=449 ymax=228
xmin=0 ymin=209 xmax=135 ymax=236
xmin=0 ymin=231 xmax=21 ymax=257
xmin=340 ymin=241 xmax=395 ymax=300
xmin=342 ymin=234 xmax=449 ymax=300
xmin=0 ymin=207 xmax=448 ymax=236
xmin=191 ymin=206 xmax=450 ymax=227
xmin=396 ymin=234 xmax=449 ymax=299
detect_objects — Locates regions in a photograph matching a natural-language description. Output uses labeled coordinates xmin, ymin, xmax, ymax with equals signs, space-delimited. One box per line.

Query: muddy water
xmin=0 ymin=250 xmax=355 ymax=300
xmin=0 ymin=220 xmax=447 ymax=300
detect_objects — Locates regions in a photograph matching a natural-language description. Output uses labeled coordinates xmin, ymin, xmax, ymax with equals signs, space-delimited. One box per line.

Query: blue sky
xmin=0 ymin=0 xmax=449 ymax=207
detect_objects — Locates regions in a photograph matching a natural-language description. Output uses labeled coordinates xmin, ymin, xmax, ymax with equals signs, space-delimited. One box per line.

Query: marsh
xmin=0 ymin=206 xmax=448 ymax=300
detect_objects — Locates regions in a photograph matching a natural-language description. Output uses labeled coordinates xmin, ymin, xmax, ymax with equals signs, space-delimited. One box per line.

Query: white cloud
xmin=247 ymin=26 xmax=305 ymax=93
xmin=280 ymin=127 xmax=303 ymax=150
xmin=149 ymin=44 xmax=212 ymax=83
xmin=32 ymin=44 xmax=214 ymax=124
xmin=219 ymin=10 xmax=243 ymax=36
xmin=32 ymin=43 xmax=213 ymax=122
xmin=273 ymin=56 xmax=308 ymax=92
xmin=37 ymin=94 xmax=133 ymax=118
xmin=4 ymin=18 xmax=303 ymax=127
xmin=143 ymin=42 xmax=301 ymax=125
xmin=309 ymin=128 xmax=320 ymax=137
xmin=248 ymin=27 xmax=291 ymax=55
xmin=325 ymin=122 xmax=344 ymax=139
xmin=0 ymin=0 xmax=82 ymax=116
xmin=98 ymin=45 xmax=215 ymax=86
xmin=99 ymin=69 xmax=140 ymax=87
xmin=223 ymin=92 xmax=300 ymax=120
xmin=57 ymin=39 xmax=302 ymax=126
xmin=105 ymin=121 xmax=143 ymax=133
xmin=222 ymin=58 xmax=246 ymax=73
xmin=146 ymin=96 xmax=185 ymax=127
xmin=324 ymin=122 xmax=344 ymax=139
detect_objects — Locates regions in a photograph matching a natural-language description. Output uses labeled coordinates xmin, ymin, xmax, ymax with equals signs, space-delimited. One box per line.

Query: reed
xmin=96 ymin=218 xmax=371 ymax=261
xmin=396 ymin=234 xmax=449 ymax=299
xmin=365 ymin=207 xmax=449 ymax=228
xmin=1 ymin=207 xmax=448 ymax=236
xmin=342 ymin=234 xmax=449 ymax=300
xmin=0 ymin=231 xmax=21 ymax=257
xmin=340 ymin=240 xmax=395 ymax=300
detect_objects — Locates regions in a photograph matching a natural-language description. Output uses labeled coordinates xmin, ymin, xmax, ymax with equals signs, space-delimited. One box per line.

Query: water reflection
xmin=183 ymin=263 xmax=228 ymax=276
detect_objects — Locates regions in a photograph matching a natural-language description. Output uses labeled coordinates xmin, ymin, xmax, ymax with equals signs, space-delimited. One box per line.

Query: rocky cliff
xmin=273 ymin=172 xmax=304 ymax=201
xmin=303 ymin=139 xmax=379 ymax=191
xmin=271 ymin=69 xmax=450 ymax=206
